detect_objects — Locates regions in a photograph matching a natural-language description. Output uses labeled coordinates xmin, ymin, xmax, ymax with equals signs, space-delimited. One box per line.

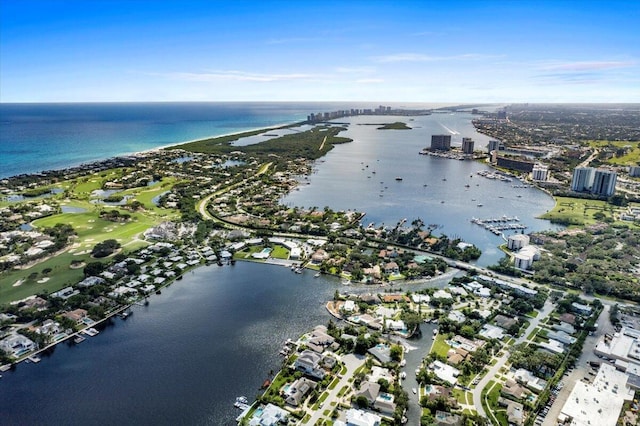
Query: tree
xmin=91 ymin=239 xmax=121 ymax=258
xmin=84 ymin=261 xmax=105 ymax=277
xmin=390 ymin=344 xmax=403 ymax=362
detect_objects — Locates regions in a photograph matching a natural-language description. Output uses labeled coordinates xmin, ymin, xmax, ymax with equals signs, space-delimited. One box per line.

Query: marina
xmin=471 ymin=215 xmax=528 ymax=235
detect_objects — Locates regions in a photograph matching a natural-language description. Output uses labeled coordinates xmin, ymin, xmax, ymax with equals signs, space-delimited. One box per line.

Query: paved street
xmin=473 ymin=299 xmax=556 ymax=418
xmin=305 ymin=353 xmax=365 ymax=425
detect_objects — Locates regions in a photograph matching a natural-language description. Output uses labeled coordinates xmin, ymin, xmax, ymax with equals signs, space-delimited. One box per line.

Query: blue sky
xmin=1 ymin=0 xmax=638 ymax=102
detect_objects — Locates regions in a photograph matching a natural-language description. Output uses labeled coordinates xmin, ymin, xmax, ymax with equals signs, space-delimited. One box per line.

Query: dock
xmin=471 ymin=216 xmax=527 ymax=235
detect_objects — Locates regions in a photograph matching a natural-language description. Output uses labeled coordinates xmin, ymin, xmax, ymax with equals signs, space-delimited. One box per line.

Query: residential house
xmin=374 ymin=392 xmax=396 ymax=414
xmin=0 ymin=333 xmax=36 ymax=357
xmin=294 ymin=350 xmax=326 ymax=380
xmin=494 ymin=314 xmax=518 ymax=330
xmin=501 ymin=379 xmax=527 ymax=400
xmin=498 ymin=398 xmax=524 ymax=425
xmin=356 ymin=381 xmax=380 ymax=405
xmin=383 ymin=262 xmax=399 ymax=275
xmin=248 ymin=403 xmax=288 ymax=426
xmin=434 ymin=411 xmax=462 ymax=426
xmin=284 ymin=377 xmax=316 ymax=407
xmin=62 ymin=308 xmax=88 ymax=324
xmin=343 ymin=409 xmax=381 ymax=426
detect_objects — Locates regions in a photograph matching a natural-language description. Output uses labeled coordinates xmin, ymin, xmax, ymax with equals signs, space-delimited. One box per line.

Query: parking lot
xmin=541 ymin=305 xmax=615 ymax=426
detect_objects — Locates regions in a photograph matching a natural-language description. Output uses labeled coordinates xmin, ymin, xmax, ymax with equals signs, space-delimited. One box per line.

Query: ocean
xmin=0 ymin=102 xmax=557 ymax=424
xmin=0 ymin=102 xmax=448 ymax=178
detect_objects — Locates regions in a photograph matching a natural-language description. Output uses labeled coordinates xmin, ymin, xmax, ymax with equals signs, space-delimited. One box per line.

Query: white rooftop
xmin=559 ymin=364 xmax=633 ymax=426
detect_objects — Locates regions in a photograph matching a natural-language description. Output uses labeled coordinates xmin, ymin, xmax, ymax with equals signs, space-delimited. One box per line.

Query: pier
xmin=470 ymin=216 xmax=527 ymax=235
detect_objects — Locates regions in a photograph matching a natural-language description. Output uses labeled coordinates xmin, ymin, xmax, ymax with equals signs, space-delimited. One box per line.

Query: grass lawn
xmin=1 ymin=174 xmax=181 ymax=304
xmin=588 ymin=140 xmax=640 ymax=165
xmin=539 ymin=196 xmax=639 ymax=228
xmin=270 ymin=245 xmax=290 ymax=259
xmin=526 ymin=310 xmax=539 ymax=318
xmin=430 ymin=334 xmax=451 ymax=358
xmin=527 ymin=327 xmax=540 ymax=340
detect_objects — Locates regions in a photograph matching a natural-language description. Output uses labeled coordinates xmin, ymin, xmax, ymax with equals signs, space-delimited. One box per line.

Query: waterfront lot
xmin=539 ymin=196 xmax=639 ymax=228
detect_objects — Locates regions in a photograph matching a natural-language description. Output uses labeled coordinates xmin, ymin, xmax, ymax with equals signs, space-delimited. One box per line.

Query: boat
xmin=465 ymin=184 xmax=470 ymax=188
xmin=412 ymin=388 xmax=417 ymax=394
xmin=261 ymin=379 xmax=271 ymax=388
xmin=477 ymin=203 xmax=483 ymax=207
xmin=83 ymin=327 xmax=99 ymax=337
xmin=395 ymin=177 xmax=403 ymax=181
xmin=235 ymin=396 xmax=249 ymax=405
xmin=74 ymin=336 xmax=85 ymax=344
xmin=314 ymin=272 xmax=321 ymax=278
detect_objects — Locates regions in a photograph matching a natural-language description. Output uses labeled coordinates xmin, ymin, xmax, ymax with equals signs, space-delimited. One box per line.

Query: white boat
xmin=314 ymin=272 xmax=321 ymax=278
xmin=412 ymin=388 xmax=417 ymax=394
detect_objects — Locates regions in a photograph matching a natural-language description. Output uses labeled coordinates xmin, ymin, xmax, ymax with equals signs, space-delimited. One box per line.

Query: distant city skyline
xmin=1 ymin=0 xmax=638 ymax=103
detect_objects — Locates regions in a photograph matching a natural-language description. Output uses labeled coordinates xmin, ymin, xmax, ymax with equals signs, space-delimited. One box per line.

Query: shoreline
xmin=1 ymin=120 xmax=306 ymax=181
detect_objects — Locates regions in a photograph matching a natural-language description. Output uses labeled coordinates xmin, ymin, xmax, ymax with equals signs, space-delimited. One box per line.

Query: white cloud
xmin=356 ymin=78 xmax=384 ymax=84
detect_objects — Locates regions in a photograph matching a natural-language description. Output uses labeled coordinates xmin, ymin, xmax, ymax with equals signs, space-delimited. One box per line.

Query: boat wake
xmin=439 ymin=123 xmax=459 ymax=135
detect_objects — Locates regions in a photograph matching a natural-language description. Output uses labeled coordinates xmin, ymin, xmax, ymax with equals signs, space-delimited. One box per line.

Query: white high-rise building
xmin=531 ymin=163 xmax=548 ymax=181
xmin=570 ymin=167 xmax=595 ymax=192
xmin=591 ymin=169 xmax=617 ymax=197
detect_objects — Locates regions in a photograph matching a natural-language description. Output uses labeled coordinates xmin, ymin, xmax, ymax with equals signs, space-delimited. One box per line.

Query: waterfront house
xmin=293 ymin=350 xmax=326 ymax=380
xmin=247 ymin=403 xmax=288 ymax=426
xmin=0 ymin=333 xmax=36 ymax=357
xmin=430 ymin=360 xmax=460 ymax=385
xmin=306 ymin=325 xmax=338 ymax=353
xmin=356 ymin=381 xmax=380 ymax=405
xmin=62 ymin=309 xmax=88 ymax=324
xmin=284 ymin=377 xmax=316 ymax=407
xmin=368 ymin=344 xmax=392 ymax=364
xmin=374 ymin=392 xmax=396 ymax=414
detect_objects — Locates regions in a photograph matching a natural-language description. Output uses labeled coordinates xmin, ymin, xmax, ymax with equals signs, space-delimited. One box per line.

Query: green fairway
xmin=588 ymin=140 xmax=640 ymax=166
xmin=539 ymin=196 xmax=638 ymax=227
xmin=0 ymin=172 xmax=181 ymax=304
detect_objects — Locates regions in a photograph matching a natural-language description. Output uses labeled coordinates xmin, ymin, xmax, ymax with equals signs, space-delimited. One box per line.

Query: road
xmin=305 ymin=353 xmax=365 ymax=425
xmin=473 ymin=299 xmax=556 ymax=418
xmin=197 ymin=161 xmax=272 ymax=221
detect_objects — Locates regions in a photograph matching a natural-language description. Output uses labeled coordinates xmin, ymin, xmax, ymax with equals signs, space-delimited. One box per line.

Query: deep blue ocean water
xmin=0 ymin=102 xmax=347 ymax=178
xmin=0 ymin=102 xmax=448 ymax=178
